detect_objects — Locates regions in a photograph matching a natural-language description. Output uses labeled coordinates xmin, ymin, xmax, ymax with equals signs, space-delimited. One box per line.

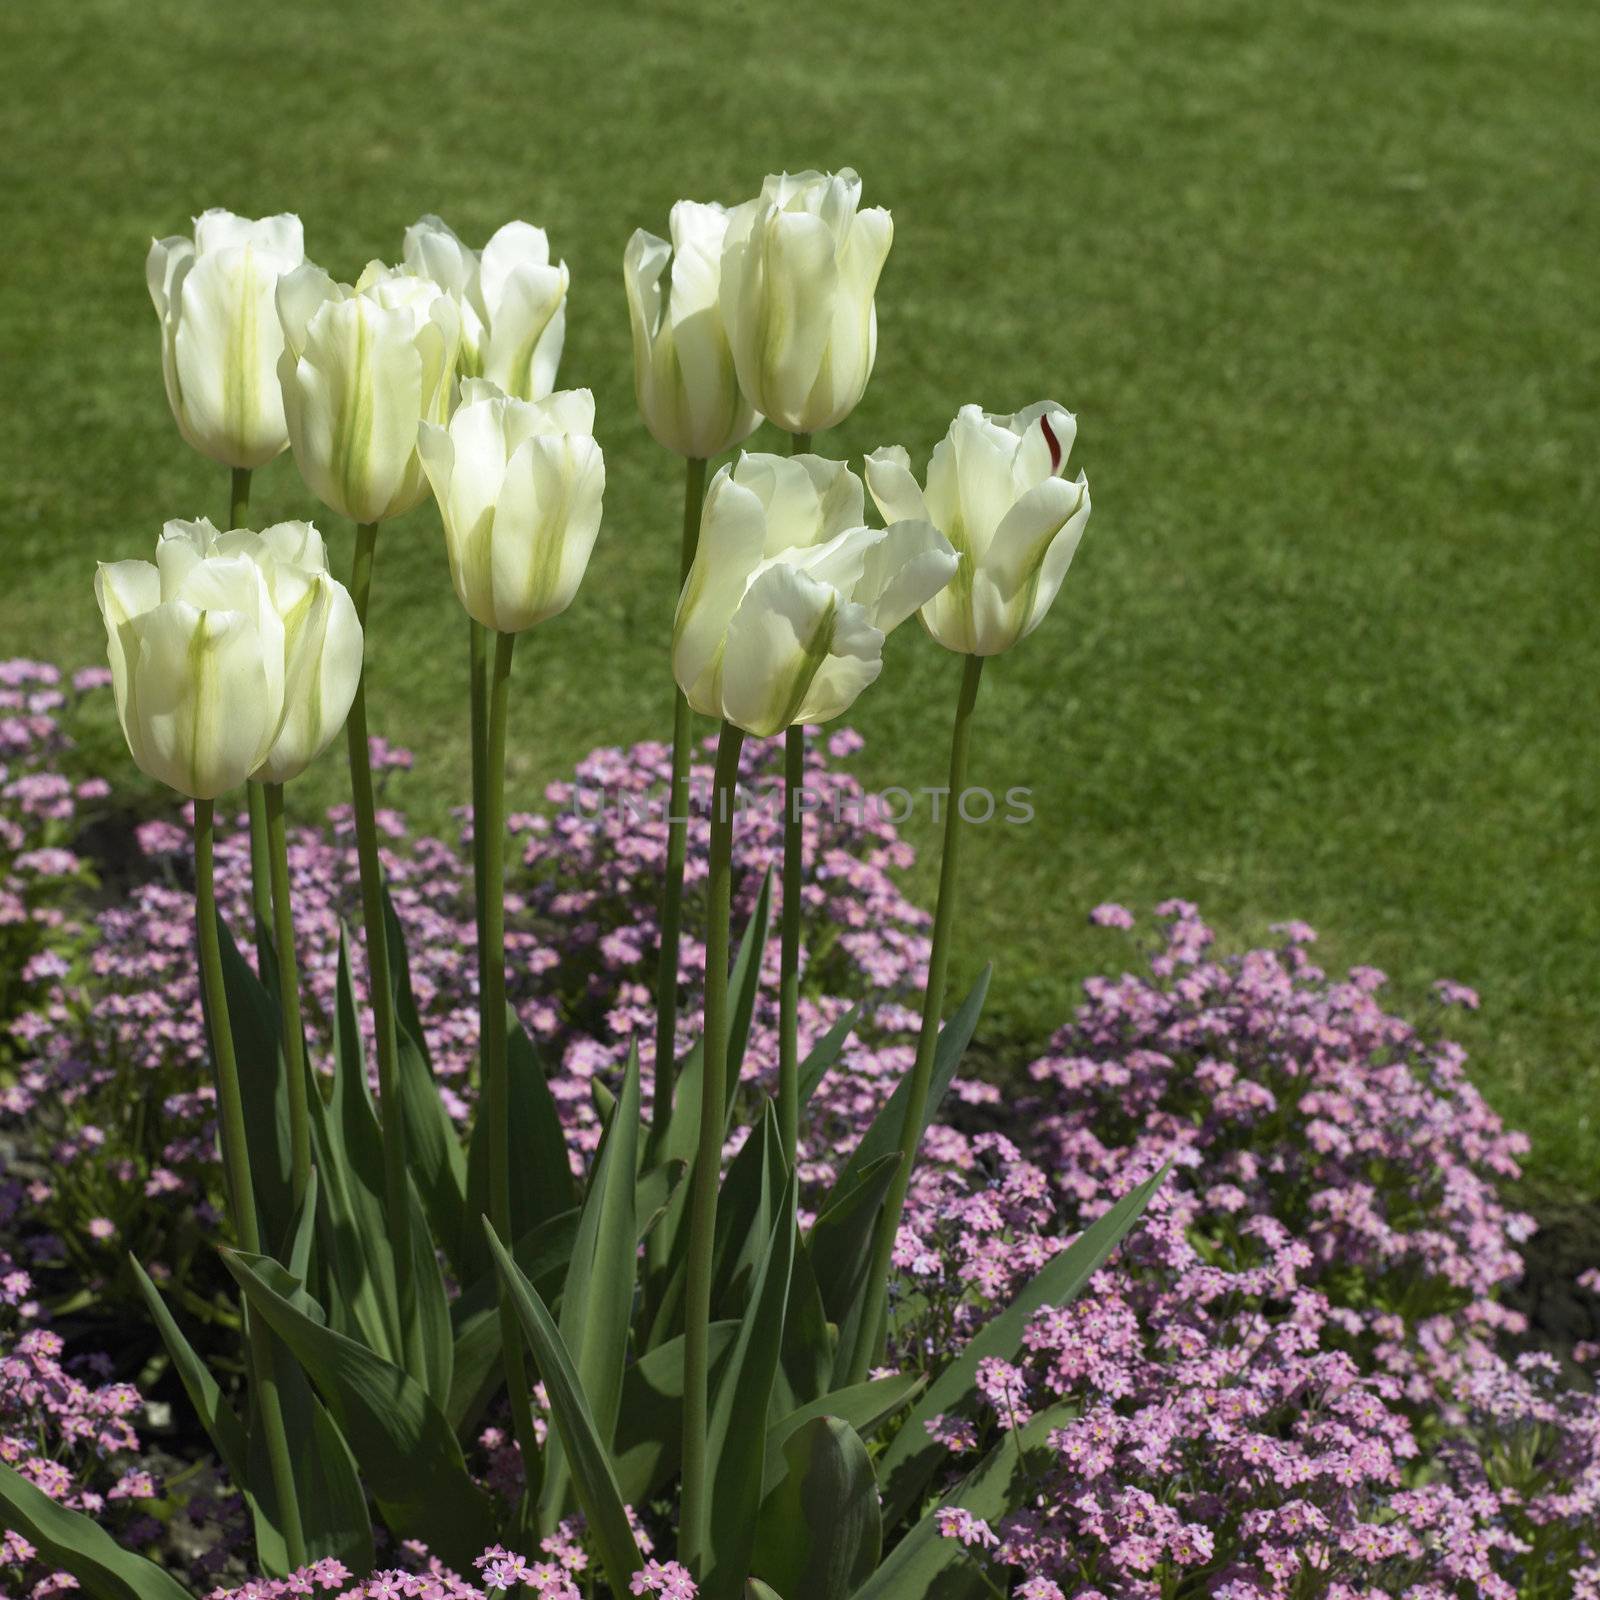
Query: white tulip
xmin=276 ymin=260 xmax=461 ymax=525
xmin=95 ymin=517 xmax=362 ymax=797
xmin=865 ymin=403 xmax=1092 ymax=657
xmin=417 ymin=380 xmax=604 ymax=634
xmin=720 ymin=169 xmax=893 ymax=437
xmin=403 ymin=215 xmax=568 ymax=401
xmin=672 ymin=452 xmax=956 ymax=737
xmin=624 ymin=201 xmax=758 ymax=459
xmin=146 ymin=209 xmax=305 ymax=469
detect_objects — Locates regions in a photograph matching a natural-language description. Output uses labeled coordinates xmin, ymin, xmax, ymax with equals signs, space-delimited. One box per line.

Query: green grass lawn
xmin=4 ymin=0 xmax=1596 ymax=1197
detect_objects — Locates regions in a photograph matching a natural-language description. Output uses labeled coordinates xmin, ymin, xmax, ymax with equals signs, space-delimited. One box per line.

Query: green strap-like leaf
xmin=703 ymin=1173 xmax=798 ymax=1600
xmin=0 ymin=1461 xmax=193 ymax=1600
xmin=853 ymin=1405 xmax=1074 ymax=1600
xmin=824 ymin=967 xmax=990 ymax=1218
xmin=752 ymin=1416 xmax=881 ymax=1600
xmin=540 ymin=1043 xmax=642 ymax=1525
xmin=311 ymin=934 xmax=403 ymax=1362
xmin=462 ymin=1008 xmax=577 ymax=1283
xmin=807 ymin=1152 xmax=902 ymax=1324
xmin=763 ymin=1372 xmax=926 ymax=1488
xmin=724 ymin=866 xmax=774 ymax=1122
xmin=129 ymin=1256 xmax=249 ymax=1488
xmin=211 ymin=910 xmax=295 ymax=1251
xmin=611 ymin=1319 xmax=742 ymax=1505
xmin=485 ymin=1220 xmax=644 ymax=1596
xmin=876 ymin=1165 xmax=1168 ymax=1525
xmin=796 ymin=1000 xmax=864 ymax=1109
xmin=221 ymin=1248 xmax=497 ymax=1568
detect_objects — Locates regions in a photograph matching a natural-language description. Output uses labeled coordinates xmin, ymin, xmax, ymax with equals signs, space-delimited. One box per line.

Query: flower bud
xmin=95 ymin=517 xmax=362 ymax=797
xmin=146 ymin=209 xmax=305 ymax=469
xmin=673 ymin=452 xmax=955 ymax=737
xmin=720 ymin=170 xmax=892 ymax=436
xmin=417 ymin=381 xmax=604 ymax=634
xmin=866 ymin=403 xmax=1091 ymax=656
xmin=403 ymin=214 xmax=568 ymax=401
xmin=277 ymin=261 xmax=461 ymax=525
xmin=624 ymin=201 xmax=758 ymax=458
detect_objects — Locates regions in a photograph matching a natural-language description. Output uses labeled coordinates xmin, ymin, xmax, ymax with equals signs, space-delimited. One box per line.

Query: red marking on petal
xmin=1039 ymin=414 xmax=1062 ymax=472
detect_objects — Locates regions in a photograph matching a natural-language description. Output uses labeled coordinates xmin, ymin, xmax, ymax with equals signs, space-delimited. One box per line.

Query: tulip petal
xmin=984 ymin=474 xmax=1091 ymax=601
xmin=483 ymin=261 xmax=568 ymax=402
xmin=672 ymin=470 xmax=767 ymax=715
xmin=854 ymin=518 xmax=959 ymax=633
xmin=720 ymin=563 xmax=845 ymax=738
xmin=486 ymin=432 xmax=606 ymax=632
xmin=796 ymin=596 xmax=884 ymax=726
xmin=126 ymin=601 xmax=275 ymax=799
xmin=275 ymin=262 xmax=340 ymax=361
xmin=258 ymin=573 xmax=361 ymax=782
xmin=864 ymin=447 xmax=930 ymax=527
xmin=285 ymin=297 xmax=426 ymax=525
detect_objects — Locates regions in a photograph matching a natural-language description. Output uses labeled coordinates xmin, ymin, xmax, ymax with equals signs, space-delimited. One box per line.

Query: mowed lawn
xmin=3 ymin=0 xmax=1596 ymax=1196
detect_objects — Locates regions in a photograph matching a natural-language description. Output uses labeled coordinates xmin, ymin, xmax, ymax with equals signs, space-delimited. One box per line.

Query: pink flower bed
xmin=1 ymin=659 xmax=1597 ymax=1597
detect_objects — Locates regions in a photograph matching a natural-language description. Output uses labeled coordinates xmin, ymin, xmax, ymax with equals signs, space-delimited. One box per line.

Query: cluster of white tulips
xmin=98 ymin=166 xmax=1093 ymax=1580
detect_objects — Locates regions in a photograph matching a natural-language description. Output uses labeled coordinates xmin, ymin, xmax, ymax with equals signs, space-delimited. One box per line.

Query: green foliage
xmin=752 ymin=1416 xmax=881 ymax=1600
xmin=0 ymin=1461 xmax=193 ymax=1600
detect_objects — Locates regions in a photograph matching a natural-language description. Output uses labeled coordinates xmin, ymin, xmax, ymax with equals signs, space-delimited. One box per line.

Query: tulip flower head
xmin=866 ymin=402 xmax=1092 ymax=657
xmin=418 ymin=380 xmax=605 ymax=634
xmin=146 ymin=209 xmax=306 ymax=469
xmin=624 ymin=201 xmax=759 ymax=459
xmin=720 ymin=169 xmax=893 ymax=437
xmin=276 ymin=260 xmax=461 ymax=526
xmin=403 ymin=214 xmax=569 ymax=402
xmin=672 ymin=453 xmax=956 ymax=737
xmin=95 ymin=518 xmax=362 ymax=798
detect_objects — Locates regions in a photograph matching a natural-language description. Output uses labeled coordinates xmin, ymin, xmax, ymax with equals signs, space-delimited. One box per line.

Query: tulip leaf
xmin=310 ymin=934 xmax=403 ymax=1363
xmin=406 ymin=1172 xmax=454 ymax=1408
xmin=775 ymin=1224 xmax=835 ymax=1411
xmin=611 ymin=1319 xmax=742 ymax=1505
xmin=877 ymin=1164 xmax=1168 ymax=1525
xmin=746 ymin=1585 xmax=784 ymax=1600
xmin=447 ymin=1206 xmax=578 ymax=1438
xmin=853 ymin=1404 xmax=1074 ymax=1600
xmin=724 ymin=865 xmax=774 ymax=1120
xmin=211 ymin=910 xmax=295 ymax=1254
xmin=825 ymin=966 xmax=990 ymax=1218
xmin=245 ymin=1329 xmax=375 ymax=1573
xmin=751 ymin=1416 xmax=880 ymax=1600
xmin=797 ymin=999 xmax=864 ymax=1110
xmin=462 ymin=1008 xmax=576 ymax=1283
xmin=540 ymin=1043 xmax=642 ymax=1525
xmin=129 ymin=1256 xmax=249 ymax=1489
xmin=485 ymin=1221 xmax=644 ymax=1596
xmin=763 ymin=1371 xmax=926 ymax=1488
xmin=0 ymin=1461 xmax=193 ymax=1600
xmin=808 ymin=1152 xmax=902 ymax=1325
xmin=703 ymin=1172 xmax=798 ymax=1600
xmin=221 ymin=1248 xmax=497 ymax=1567
xmin=392 ymin=992 xmax=470 ymax=1277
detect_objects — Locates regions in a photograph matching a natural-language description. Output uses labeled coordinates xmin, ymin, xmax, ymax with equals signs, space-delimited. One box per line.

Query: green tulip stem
xmin=193 ymin=797 xmax=306 ymax=1570
xmin=469 ymin=616 xmax=490 ymax=1087
xmin=680 ymin=718 xmax=746 ymax=1572
xmin=651 ymin=453 xmax=710 ymax=1137
xmin=480 ymin=629 xmax=542 ymax=1521
xmin=777 ymin=427 xmax=811 ymax=1169
xmin=779 ymin=723 xmax=804 ymax=1168
xmin=229 ymin=466 xmax=273 ymax=939
xmin=343 ymin=521 xmax=412 ymax=1345
xmin=263 ymin=782 xmax=312 ymax=1208
xmin=846 ymin=651 xmax=985 ymax=1386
